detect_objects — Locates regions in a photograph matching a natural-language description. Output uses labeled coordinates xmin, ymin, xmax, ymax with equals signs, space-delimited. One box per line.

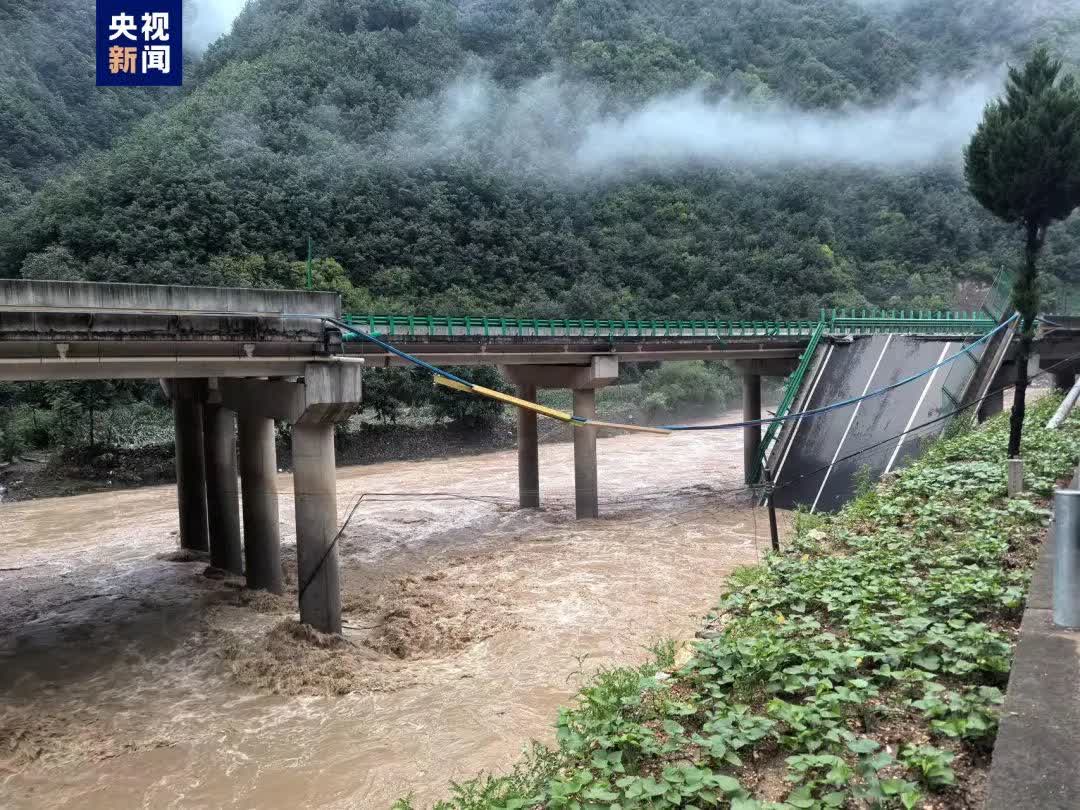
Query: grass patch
xmin=403 ymin=395 xmax=1079 ymax=809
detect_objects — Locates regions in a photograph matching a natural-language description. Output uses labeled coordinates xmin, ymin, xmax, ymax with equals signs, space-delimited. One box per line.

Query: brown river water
xmin=0 ymin=413 xmax=781 ymax=809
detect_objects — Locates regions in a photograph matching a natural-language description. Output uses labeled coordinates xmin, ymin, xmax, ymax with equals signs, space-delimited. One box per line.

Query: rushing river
xmin=0 ymin=412 xmax=779 ymax=808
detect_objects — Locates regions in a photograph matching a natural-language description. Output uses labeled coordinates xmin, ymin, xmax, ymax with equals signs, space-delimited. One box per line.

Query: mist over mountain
xmin=387 ymin=69 xmax=1004 ymax=177
xmin=2 ymin=0 xmax=1080 ymax=319
xmin=186 ymin=0 xmax=250 ymax=52
xmin=0 ymin=0 xmax=178 ymax=212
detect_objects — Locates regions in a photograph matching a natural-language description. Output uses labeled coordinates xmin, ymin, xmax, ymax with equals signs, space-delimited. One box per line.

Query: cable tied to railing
xmin=320 ymin=312 xmax=1017 ymax=436
xmin=659 ymin=313 xmax=1018 ymax=431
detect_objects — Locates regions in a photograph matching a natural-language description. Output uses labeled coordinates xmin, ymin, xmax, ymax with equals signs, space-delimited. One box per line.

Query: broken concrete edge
xmin=0 ymin=278 xmax=341 ymax=317
xmin=985 ymin=531 xmax=1080 ymax=810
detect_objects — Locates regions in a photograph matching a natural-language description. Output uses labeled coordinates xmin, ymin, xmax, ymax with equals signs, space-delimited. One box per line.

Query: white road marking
xmin=774 ymin=343 xmax=835 ymax=484
xmin=811 ymin=334 xmax=893 ymax=513
xmin=883 ymin=342 xmax=952 ymax=475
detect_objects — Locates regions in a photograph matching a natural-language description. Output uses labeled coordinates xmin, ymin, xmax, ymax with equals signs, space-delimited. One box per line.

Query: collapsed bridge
xmin=5 ymin=279 xmax=1077 ymax=631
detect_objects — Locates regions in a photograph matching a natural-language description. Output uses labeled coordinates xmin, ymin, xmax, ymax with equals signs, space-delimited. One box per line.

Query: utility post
xmin=1053 ymin=489 xmax=1080 ymax=628
xmin=763 ymin=465 xmax=780 ymax=552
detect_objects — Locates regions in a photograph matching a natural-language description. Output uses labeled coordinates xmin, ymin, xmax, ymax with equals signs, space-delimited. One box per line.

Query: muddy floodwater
xmin=0 ymin=413 xmax=781 ymax=808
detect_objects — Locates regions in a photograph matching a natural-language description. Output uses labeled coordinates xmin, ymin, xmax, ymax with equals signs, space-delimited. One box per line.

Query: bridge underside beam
xmin=350 ymin=345 xmax=804 ymax=369
xmin=0 ymin=358 xmax=325 ymax=382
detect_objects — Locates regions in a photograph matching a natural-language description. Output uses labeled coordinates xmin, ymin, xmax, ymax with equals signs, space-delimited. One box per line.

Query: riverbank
xmin=0 ymin=421 xmax=523 ymax=502
xmin=0 ymin=385 xmax=654 ymax=503
xmin=0 ymin=413 xmax=773 ymax=808
xmin=408 ymin=395 xmax=1079 ymax=809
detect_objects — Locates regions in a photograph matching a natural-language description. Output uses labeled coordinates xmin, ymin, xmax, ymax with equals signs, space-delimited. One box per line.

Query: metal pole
xmin=1054 ymin=489 xmax=1080 ymax=628
xmin=1047 ymin=375 xmax=1080 ymax=429
xmin=764 ymin=466 xmax=779 ymax=552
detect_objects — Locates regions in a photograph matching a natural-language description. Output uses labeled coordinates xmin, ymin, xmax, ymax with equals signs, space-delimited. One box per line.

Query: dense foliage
xmin=965 ymin=46 xmax=1080 ymax=455
xmin=639 ymin=362 xmax=741 ymax=420
xmin=0 ymin=1 xmax=182 ymax=217
xmin=405 ymin=395 xmax=1078 ymax=809
xmin=4 ymin=0 xmax=1080 ymax=319
xmin=5 ymin=1 xmax=1080 ymax=455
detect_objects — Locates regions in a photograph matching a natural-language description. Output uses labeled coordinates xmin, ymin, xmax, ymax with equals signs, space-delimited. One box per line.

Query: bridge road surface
xmin=772 ymin=335 xmax=959 ymax=512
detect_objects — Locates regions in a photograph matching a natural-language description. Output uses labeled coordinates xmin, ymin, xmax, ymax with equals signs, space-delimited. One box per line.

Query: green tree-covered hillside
xmin=2 ymin=0 xmax=1080 ymax=317
xmin=0 ymin=1 xmax=186 ymax=215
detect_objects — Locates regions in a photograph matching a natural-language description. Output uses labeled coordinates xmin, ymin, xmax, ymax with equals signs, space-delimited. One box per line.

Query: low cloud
xmin=185 ymin=0 xmax=248 ymax=53
xmin=386 ymin=69 xmax=1005 ymax=179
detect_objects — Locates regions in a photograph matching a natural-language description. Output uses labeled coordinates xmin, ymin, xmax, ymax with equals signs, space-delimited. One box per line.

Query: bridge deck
xmin=342 ymin=311 xmax=996 ymax=340
xmin=771 ymin=334 xmax=972 ymax=512
xmin=0 ymin=280 xmax=1000 ymax=381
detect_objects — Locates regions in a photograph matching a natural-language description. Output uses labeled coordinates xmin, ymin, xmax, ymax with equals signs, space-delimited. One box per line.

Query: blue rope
xmin=324 ymin=313 xmax=1016 ymax=433
xmin=325 ymin=317 xmax=472 ymax=386
xmin=659 ymin=314 xmax=1018 ymax=431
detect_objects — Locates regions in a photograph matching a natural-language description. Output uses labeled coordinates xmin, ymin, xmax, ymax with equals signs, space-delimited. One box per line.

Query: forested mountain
xmin=0 ymin=1 xmax=184 ymax=216
xmin=2 ymin=0 xmax=1080 ymax=317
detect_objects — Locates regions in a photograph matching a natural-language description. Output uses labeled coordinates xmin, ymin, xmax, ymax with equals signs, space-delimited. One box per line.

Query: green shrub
xmin=639 ymin=362 xmax=740 ymax=419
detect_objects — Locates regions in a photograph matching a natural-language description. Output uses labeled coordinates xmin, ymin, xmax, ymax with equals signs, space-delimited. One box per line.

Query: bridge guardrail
xmin=984 ymin=268 xmax=1015 ymax=321
xmin=341 ymin=310 xmax=997 ymax=341
xmin=754 ymin=319 xmax=828 ymax=484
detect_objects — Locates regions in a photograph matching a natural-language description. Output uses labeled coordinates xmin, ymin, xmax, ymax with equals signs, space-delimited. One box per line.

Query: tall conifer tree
xmin=965 ymin=47 xmax=1080 ymax=456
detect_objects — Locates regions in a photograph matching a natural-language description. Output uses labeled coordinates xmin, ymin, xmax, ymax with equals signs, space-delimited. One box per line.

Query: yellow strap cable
xmin=433 ymin=375 xmax=672 ymax=435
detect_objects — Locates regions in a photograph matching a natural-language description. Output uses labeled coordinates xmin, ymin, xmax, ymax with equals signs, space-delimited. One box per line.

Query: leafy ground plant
xmin=400 ymin=395 xmax=1078 ymax=809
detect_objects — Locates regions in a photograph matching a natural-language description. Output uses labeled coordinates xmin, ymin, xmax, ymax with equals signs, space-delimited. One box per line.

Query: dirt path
xmin=0 ymin=414 xmax=777 ymax=808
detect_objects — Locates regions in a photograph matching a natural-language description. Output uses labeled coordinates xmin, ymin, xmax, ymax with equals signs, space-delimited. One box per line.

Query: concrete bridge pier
xmin=516 ymin=383 xmax=540 ymax=508
xmin=503 ymin=357 xmax=618 ymax=519
xmin=573 ymin=388 xmax=599 ymax=519
xmin=221 ymin=363 xmax=362 ymax=632
xmin=203 ymin=394 xmax=244 ymax=575
xmin=741 ymin=373 xmax=762 ymax=485
xmin=734 ymin=359 xmax=798 ymax=484
xmin=292 ymin=423 xmax=342 ymax=634
xmin=1054 ymin=370 xmax=1077 ymax=391
xmin=237 ymin=411 xmax=283 ymax=594
xmin=170 ymin=379 xmax=210 ymax=553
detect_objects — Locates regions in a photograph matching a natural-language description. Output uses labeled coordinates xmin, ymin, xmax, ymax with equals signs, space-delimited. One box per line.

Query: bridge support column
xmin=742 ymin=373 xmax=762 ymax=485
xmin=237 ymin=412 xmax=283 ymax=593
xmin=292 ymin=423 xmax=341 ymax=634
xmin=573 ymin=388 xmax=599 ymax=520
xmin=503 ymin=359 xmax=617 ymax=520
xmin=222 ymin=364 xmax=361 ymax=628
xmin=203 ymin=400 xmax=244 ymax=575
xmin=172 ymin=379 xmax=209 ymax=552
xmin=517 ymin=383 xmax=540 ymax=508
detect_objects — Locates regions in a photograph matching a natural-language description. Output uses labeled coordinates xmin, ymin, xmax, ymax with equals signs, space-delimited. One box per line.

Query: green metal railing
xmin=983 ymin=268 xmax=1014 ymax=321
xmin=826 ymin=309 xmax=995 ymax=335
xmin=754 ymin=319 xmax=828 ymax=484
xmin=341 ymin=309 xmax=997 ymax=340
